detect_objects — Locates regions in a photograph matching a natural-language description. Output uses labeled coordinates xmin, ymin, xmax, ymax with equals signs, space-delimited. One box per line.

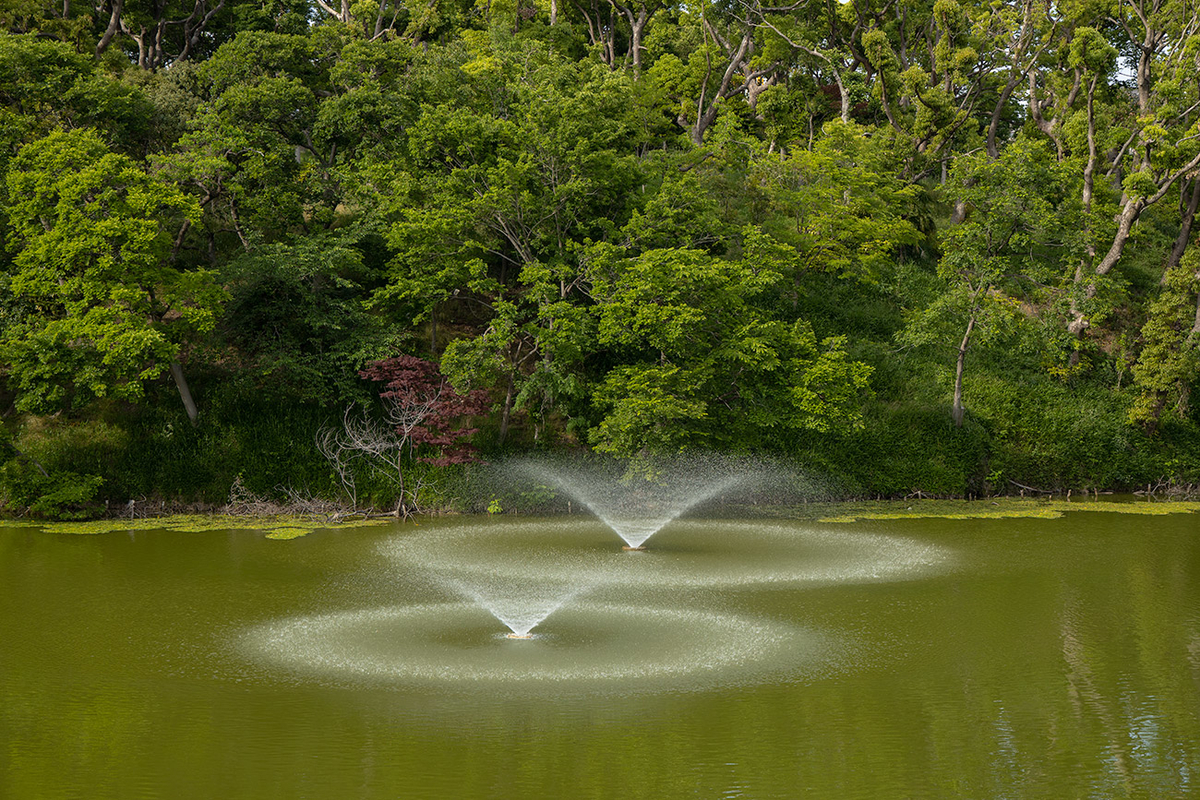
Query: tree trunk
xmin=9 ymin=443 xmax=49 ymax=478
xmin=985 ymin=76 xmax=1022 ymax=159
xmin=687 ymin=31 xmax=754 ymax=145
xmin=1068 ymin=75 xmax=1100 ymax=345
xmin=1071 ymin=151 xmax=1200 ymax=339
xmin=1163 ymin=178 xmax=1200 ymax=283
xmin=95 ymin=0 xmax=123 ymax=56
xmin=1093 ymin=152 xmax=1200 ymax=281
xmin=1027 ymin=69 xmax=1074 ymax=161
xmin=611 ymin=2 xmax=653 ymax=71
xmin=170 ymin=361 xmax=199 ymax=425
xmin=952 ymin=314 xmax=976 ymax=428
xmin=571 ymin=0 xmax=614 ymax=66
xmin=950 ymin=196 xmax=968 ymax=225
xmin=830 ymin=67 xmax=850 ymax=124
xmin=628 ymin=5 xmax=647 ymax=71
xmin=124 ymin=24 xmax=147 ymax=68
xmin=498 ymin=370 xmax=516 ymax=444
xmin=178 ymin=0 xmax=226 ymax=63
xmin=1091 ymin=195 xmax=1145 ymax=280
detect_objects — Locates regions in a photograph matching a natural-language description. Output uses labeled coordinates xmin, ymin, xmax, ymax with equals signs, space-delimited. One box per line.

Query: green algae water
xmin=2 ymin=505 xmax=1198 ymax=798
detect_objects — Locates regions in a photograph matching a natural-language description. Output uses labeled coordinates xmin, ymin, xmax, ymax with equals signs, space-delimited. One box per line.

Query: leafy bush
xmin=0 ymin=460 xmax=104 ymax=519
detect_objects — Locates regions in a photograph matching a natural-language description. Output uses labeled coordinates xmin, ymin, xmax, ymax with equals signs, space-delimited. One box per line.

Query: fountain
xmin=382 ymin=518 xmax=952 ymax=591
xmin=438 ymin=576 xmax=589 ymax=639
xmin=237 ymin=456 xmax=954 ymax=693
xmin=510 ymin=455 xmax=763 ymax=550
xmin=239 ymin=601 xmax=833 ymax=691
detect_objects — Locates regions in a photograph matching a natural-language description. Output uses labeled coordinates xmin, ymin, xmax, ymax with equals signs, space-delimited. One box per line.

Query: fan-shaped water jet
xmin=507 ymin=456 xmax=766 ymax=549
xmin=437 ymin=575 xmax=589 ymax=639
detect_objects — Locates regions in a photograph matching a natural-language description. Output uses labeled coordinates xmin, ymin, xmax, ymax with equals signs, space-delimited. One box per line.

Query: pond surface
xmin=2 ymin=507 xmax=1198 ymax=799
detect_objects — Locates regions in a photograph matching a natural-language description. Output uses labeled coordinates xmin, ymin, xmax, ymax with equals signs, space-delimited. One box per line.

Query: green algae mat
xmin=1 ymin=513 xmax=396 ymax=538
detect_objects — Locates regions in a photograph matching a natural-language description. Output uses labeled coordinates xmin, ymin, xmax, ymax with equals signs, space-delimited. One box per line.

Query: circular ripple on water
xmin=239 ymin=601 xmax=837 ymax=694
xmin=378 ymin=518 xmax=953 ymax=592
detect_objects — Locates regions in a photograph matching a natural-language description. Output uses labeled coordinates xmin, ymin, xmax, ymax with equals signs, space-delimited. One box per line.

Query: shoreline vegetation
xmin=4 ymin=2 xmax=1200 ymax=518
xmin=3 ymin=496 xmax=1198 ymax=537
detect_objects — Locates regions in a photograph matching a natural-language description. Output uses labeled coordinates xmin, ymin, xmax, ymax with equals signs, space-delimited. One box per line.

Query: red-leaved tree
xmin=316 ymin=356 xmax=490 ymax=516
xmin=359 ymin=355 xmax=491 ymax=466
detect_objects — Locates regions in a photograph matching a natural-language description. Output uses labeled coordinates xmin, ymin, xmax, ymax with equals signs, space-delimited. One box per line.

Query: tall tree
xmin=373 ymin=45 xmax=641 ymax=441
xmin=2 ymin=128 xmax=222 ymax=419
xmin=1059 ymin=4 xmax=1200 ymax=342
xmin=586 ymin=239 xmax=872 ymax=455
xmin=645 ymin=0 xmax=778 ymax=145
xmin=901 ymin=139 xmax=1064 ymax=426
xmin=1129 ymin=245 xmax=1200 ymax=431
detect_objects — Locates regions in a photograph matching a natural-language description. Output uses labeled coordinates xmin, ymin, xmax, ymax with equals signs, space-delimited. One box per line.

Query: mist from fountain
xmin=439 ymin=576 xmax=590 ymax=638
xmin=239 ymin=601 xmax=833 ymax=692
xmin=237 ymin=455 xmax=954 ymax=693
xmin=513 ymin=457 xmax=759 ymax=549
xmin=381 ymin=519 xmax=953 ymax=591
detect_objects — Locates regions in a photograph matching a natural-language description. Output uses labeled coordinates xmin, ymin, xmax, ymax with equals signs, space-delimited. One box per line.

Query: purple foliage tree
xmin=317 ymin=356 xmax=491 ymax=517
xmin=359 ymin=355 xmax=491 ymax=466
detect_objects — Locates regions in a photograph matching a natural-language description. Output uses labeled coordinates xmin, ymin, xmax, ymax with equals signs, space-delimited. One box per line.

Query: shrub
xmin=0 ymin=460 xmax=104 ymax=519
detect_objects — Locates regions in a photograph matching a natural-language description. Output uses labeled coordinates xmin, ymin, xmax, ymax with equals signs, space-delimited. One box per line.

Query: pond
xmin=2 ymin=504 xmax=1198 ymax=799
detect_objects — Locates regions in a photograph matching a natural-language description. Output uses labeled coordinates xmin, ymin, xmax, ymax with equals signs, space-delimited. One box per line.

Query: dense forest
xmin=1 ymin=0 xmax=1199 ymax=516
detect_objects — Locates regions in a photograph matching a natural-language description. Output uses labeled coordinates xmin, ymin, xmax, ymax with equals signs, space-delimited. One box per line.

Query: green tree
xmin=154 ymin=31 xmax=336 ymax=255
xmin=1129 ymin=247 xmax=1200 ymax=431
xmin=2 ymin=128 xmax=222 ymax=419
xmin=1056 ymin=9 xmax=1200 ymax=343
xmin=373 ymin=45 xmax=642 ymax=441
xmin=0 ymin=36 xmax=158 ymax=159
xmin=642 ymin=1 xmax=773 ymax=146
xmin=219 ymin=236 xmax=397 ymax=404
xmin=752 ymin=121 xmax=923 ymax=284
xmin=901 ymin=139 xmax=1063 ymax=427
xmin=586 ymin=241 xmax=872 ymax=456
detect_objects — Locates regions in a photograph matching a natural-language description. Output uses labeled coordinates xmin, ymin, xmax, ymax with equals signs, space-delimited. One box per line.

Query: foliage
xmin=586 ymin=241 xmax=873 ymax=456
xmin=360 ymin=355 xmax=491 ymax=466
xmin=752 ymin=122 xmax=924 ymax=282
xmin=900 ymin=138 xmax=1066 ymax=425
xmin=2 ymin=128 xmax=220 ymax=413
xmin=1129 ymin=248 xmax=1200 ymax=430
xmin=0 ymin=415 xmax=125 ymax=518
xmin=218 ymin=237 xmax=394 ymax=403
xmin=3 ymin=8 xmax=1200 ymax=508
xmin=316 ymin=356 xmax=489 ymax=514
xmin=0 ymin=463 xmax=104 ymax=519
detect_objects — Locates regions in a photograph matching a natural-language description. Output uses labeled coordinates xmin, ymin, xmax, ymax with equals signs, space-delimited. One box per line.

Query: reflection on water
xmin=1 ymin=510 xmax=1199 ymax=799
